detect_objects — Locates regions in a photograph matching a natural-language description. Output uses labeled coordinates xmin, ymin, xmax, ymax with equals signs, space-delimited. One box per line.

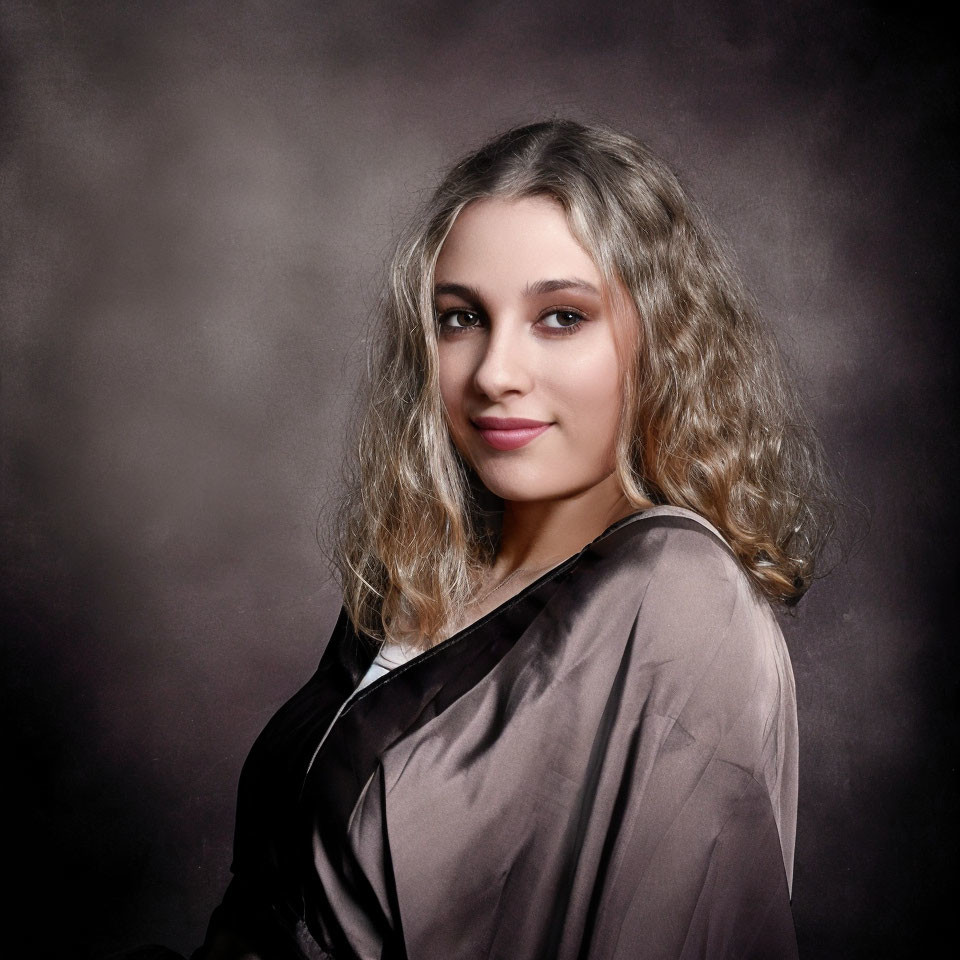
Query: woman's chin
xmin=472 ymin=472 xmax=575 ymax=506
xmin=473 ymin=478 xmax=549 ymax=505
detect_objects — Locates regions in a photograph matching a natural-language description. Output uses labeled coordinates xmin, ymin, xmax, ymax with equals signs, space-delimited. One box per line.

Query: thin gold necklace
xmin=473 ymin=553 xmax=570 ymax=607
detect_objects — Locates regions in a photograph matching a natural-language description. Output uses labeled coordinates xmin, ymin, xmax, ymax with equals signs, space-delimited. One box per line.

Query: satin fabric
xmin=195 ymin=506 xmax=799 ymax=959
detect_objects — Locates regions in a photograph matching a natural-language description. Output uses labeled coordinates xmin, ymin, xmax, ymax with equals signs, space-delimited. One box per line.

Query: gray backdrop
xmin=2 ymin=1 xmax=956 ymax=957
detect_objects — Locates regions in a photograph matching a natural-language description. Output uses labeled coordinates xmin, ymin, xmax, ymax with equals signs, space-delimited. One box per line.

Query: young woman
xmin=186 ymin=119 xmax=835 ymax=959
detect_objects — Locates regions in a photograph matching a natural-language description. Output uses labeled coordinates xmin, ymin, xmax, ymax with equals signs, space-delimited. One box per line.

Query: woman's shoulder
xmin=598 ymin=504 xmax=745 ymax=589
xmin=600 ymin=506 xmax=785 ymax=677
xmin=600 ymin=507 xmax=793 ymax=745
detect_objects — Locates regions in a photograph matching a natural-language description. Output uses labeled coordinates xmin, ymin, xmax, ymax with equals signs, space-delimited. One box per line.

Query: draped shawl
xmin=196 ymin=505 xmax=799 ymax=959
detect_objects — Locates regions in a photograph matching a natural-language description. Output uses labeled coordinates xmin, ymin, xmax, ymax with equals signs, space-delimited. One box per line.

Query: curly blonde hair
xmin=328 ymin=119 xmax=838 ymax=648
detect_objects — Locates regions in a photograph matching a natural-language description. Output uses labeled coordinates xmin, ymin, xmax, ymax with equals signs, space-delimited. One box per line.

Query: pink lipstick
xmin=471 ymin=416 xmax=553 ymax=451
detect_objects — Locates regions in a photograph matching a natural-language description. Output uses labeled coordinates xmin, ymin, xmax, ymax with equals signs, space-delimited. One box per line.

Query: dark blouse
xmin=193 ymin=505 xmax=799 ymax=960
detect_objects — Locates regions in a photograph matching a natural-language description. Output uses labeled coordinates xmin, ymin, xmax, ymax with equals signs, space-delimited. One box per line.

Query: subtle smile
xmin=471 ymin=417 xmax=554 ymax=451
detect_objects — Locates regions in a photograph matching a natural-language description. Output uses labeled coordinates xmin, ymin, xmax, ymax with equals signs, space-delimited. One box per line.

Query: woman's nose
xmin=471 ymin=322 xmax=533 ymax=399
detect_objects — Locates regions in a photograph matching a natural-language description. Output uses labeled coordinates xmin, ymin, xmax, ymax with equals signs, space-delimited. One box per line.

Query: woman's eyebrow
xmin=524 ymin=277 xmax=601 ymax=296
xmin=434 ymin=282 xmax=482 ymax=301
xmin=434 ymin=278 xmax=601 ymax=299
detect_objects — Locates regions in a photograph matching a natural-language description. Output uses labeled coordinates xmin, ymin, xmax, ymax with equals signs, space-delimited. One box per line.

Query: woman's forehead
xmin=434 ymin=196 xmax=603 ymax=287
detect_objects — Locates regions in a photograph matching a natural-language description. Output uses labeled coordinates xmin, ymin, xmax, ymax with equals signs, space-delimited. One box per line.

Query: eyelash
xmin=435 ymin=308 xmax=587 ymax=337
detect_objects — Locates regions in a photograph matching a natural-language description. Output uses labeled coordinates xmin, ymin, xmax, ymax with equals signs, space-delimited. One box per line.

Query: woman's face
xmin=434 ymin=195 xmax=635 ymax=507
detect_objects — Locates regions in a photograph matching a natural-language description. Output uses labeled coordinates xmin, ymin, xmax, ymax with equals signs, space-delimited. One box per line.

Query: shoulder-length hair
xmin=330 ymin=119 xmax=837 ymax=648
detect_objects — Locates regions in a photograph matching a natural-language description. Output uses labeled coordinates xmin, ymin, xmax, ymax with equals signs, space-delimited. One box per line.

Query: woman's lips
xmin=471 ymin=418 xmax=553 ymax=451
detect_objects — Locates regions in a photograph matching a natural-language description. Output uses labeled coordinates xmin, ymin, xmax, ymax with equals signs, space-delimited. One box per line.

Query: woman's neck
xmin=493 ymin=475 xmax=647 ymax=578
xmin=388 ymin=478 xmax=649 ymax=650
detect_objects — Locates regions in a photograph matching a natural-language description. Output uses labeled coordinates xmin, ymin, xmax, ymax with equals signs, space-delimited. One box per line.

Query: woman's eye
xmin=541 ymin=310 xmax=585 ymax=332
xmin=437 ymin=309 xmax=480 ymax=330
xmin=436 ymin=308 xmax=586 ymax=335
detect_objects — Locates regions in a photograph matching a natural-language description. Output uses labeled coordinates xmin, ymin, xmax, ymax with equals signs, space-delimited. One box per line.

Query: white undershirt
xmin=352 ymin=639 xmax=422 ymax=695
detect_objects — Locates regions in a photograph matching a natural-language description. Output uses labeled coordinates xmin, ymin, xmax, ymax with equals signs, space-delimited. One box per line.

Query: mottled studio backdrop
xmin=1 ymin=1 xmax=956 ymax=957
